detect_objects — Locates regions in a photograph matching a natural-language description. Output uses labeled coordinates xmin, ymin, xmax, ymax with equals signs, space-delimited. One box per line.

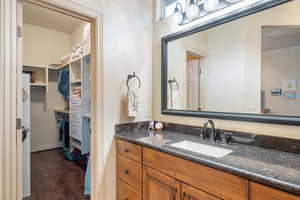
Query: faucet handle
xmin=223 ymin=132 xmax=233 ymax=144
xmin=199 ymin=128 xmax=204 ymax=139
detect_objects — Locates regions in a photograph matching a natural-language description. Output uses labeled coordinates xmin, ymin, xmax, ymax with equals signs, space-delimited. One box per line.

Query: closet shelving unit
xmin=57 ymin=54 xmax=91 ymax=154
xmin=23 ymin=65 xmax=60 ymax=93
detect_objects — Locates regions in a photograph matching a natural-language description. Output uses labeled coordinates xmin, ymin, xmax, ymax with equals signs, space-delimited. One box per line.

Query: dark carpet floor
xmin=29 ymin=149 xmax=90 ymax=200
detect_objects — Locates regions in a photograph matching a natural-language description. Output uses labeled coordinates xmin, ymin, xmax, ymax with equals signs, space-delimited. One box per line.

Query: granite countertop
xmin=116 ymin=128 xmax=300 ymax=196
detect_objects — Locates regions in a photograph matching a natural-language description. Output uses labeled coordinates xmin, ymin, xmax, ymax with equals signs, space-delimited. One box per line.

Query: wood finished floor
xmin=29 ymin=149 xmax=90 ymax=200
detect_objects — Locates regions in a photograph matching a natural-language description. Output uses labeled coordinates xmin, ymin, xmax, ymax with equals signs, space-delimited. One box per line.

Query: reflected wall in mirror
xmin=166 ymin=0 xmax=300 ymax=118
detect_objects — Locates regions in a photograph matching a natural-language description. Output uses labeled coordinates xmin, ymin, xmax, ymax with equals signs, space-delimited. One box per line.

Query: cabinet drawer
xmin=251 ymin=182 xmax=300 ymax=200
xmin=117 ymin=139 xmax=142 ymax=163
xmin=182 ymin=184 xmax=221 ymax=200
xmin=117 ymin=179 xmax=141 ymax=200
xmin=143 ymin=147 xmax=248 ymax=200
xmin=117 ymin=155 xmax=142 ymax=191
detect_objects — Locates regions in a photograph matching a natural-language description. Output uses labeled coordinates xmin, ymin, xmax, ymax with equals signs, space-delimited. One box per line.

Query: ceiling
xmin=262 ymin=26 xmax=300 ymax=52
xmin=23 ymin=2 xmax=83 ymax=34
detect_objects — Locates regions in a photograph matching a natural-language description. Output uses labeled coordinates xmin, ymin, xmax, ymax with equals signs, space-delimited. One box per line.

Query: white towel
xmin=168 ymin=84 xmax=179 ymax=109
xmin=127 ymin=88 xmax=140 ymax=117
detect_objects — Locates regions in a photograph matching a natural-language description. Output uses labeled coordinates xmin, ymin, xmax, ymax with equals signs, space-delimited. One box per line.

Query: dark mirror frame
xmin=161 ymin=0 xmax=300 ymax=126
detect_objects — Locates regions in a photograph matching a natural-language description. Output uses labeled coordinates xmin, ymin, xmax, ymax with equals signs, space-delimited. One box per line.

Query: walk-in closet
xmin=21 ymin=2 xmax=92 ymax=200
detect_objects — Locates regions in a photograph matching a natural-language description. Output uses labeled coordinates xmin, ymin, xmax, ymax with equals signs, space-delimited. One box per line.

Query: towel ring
xmin=168 ymin=78 xmax=179 ymax=91
xmin=127 ymin=72 xmax=141 ymax=89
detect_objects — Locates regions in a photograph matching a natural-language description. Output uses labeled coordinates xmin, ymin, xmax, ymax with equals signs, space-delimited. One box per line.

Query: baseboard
xmin=31 ymin=143 xmax=61 ymax=153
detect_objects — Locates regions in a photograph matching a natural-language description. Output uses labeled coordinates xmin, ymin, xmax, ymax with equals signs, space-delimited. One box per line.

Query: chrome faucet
xmin=203 ymin=120 xmax=216 ymax=143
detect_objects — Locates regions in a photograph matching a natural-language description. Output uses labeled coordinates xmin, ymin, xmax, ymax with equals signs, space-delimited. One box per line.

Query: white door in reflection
xmin=186 ymin=51 xmax=206 ymax=111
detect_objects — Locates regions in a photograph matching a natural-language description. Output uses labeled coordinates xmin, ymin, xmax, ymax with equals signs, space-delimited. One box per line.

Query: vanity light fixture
xmin=171 ymin=0 xmax=251 ymax=26
xmin=172 ymin=2 xmax=184 ymax=25
xmin=186 ymin=0 xmax=200 ymax=20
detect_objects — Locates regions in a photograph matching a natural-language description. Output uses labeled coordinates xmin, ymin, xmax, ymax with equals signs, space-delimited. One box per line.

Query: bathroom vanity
xmin=116 ymin=0 xmax=300 ymax=199
xmin=115 ymin=122 xmax=300 ymax=200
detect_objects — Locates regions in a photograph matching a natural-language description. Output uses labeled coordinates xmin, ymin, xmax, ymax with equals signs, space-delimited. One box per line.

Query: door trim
xmin=0 ymin=1 xmax=104 ymax=200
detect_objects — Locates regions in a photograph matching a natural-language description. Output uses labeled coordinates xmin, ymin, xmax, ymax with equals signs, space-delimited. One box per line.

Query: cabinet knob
xmin=124 ymin=148 xmax=129 ymax=153
xmin=124 ymin=170 xmax=130 ymax=174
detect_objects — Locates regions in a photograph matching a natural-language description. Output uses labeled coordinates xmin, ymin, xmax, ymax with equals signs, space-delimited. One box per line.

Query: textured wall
xmin=23 ymin=23 xmax=71 ymax=152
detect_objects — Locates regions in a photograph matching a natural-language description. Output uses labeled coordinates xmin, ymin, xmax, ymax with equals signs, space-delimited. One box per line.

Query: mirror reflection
xmin=167 ymin=1 xmax=300 ymax=116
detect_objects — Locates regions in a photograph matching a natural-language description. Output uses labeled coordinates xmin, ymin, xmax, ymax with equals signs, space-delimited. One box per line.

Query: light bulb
xmin=172 ymin=3 xmax=183 ymax=25
xmin=172 ymin=10 xmax=183 ymax=25
xmin=204 ymin=0 xmax=219 ymax=12
xmin=186 ymin=1 xmax=200 ymax=20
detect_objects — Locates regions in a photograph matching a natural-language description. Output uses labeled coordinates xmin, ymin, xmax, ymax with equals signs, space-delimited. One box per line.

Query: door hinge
xmin=17 ymin=26 xmax=22 ymax=38
xmin=16 ymin=118 xmax=22 ymax=129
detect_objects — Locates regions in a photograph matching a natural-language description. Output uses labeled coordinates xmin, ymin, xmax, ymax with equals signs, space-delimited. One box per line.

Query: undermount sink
xmin=170 ymin=140 xmax=233 ymax=158
xmin=137 ymin=136 xmax=171 ymax=145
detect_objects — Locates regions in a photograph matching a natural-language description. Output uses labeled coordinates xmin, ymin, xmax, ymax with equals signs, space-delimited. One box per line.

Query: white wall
xmin=168 ymin=32 xmax=208 ymax=109
xmin=153 ymin=0 xmax=300 ymax=140
xmin=262 ymin=45 xmax=300 ymax=116
xmin=23 ymin=23 xmax=72 ymax=66
xmin=101 ymin=0 xmax=153 ymax=199
xmin=205 ymin=18 xmax=261 ymax=114
xmin=71 ymin=22 xmax=90 ymax=48
xmin=167 ymin=17 xmax=261 ymax=113
xmin=23 ymin=23 xmax=71 ymax=152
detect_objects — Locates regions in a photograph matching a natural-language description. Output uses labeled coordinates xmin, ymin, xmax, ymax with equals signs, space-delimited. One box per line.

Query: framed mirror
xmin=161 ymin=0 xmax=300 ymax=125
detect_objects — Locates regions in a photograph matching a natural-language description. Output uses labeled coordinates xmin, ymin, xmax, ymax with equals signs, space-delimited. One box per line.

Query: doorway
xmin=17 ymin=1 xmax=101 ymax=200
xmin=186 ymin=51 xmax=206 ymax=111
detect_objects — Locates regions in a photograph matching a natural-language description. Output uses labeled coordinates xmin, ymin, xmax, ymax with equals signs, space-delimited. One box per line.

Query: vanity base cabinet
xmin=250 ymin=182 xmax=300 ymax=200
xmin=143 ymin=166 xmax=181 ymax=200
xmin=116 ymin=139 xmax=299 ymax=200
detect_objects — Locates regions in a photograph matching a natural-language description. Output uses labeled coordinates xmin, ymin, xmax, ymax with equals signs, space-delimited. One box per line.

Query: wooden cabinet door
xmin=182 ymin=184 xmax=221 ymax=200
xmin=143 ymin=166 xmax=181 ymax=200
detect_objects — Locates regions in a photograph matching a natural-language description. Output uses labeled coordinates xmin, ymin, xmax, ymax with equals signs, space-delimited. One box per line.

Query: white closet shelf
xmin=23 ymin=65 xmax=47 ymax=69
xmin=59 ymin=57 xmax=81 ymax=69
xmin=83 ymin=113 xmax=91 ymax=118
xmin=30 ymin=83 xmax=46 ymax=87
xmin=47 ymin=66 xmax=60 ymax=70
xmin=23 ymin=65 xmax=59 ymax=70
xmin=71 ymin=79 xmax=82 ymax=83
xmin=55 ymin=109 xmax=69 ymax=114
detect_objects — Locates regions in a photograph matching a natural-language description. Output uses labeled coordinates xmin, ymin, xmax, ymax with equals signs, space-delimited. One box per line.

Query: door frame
xmin=185 ymin=47 xmax=209 ymax=111
xmin=0 ymin=1 xmax=104 ymax=200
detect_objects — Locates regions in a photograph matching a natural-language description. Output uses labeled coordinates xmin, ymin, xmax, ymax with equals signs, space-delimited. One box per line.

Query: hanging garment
xmin=58 ymin=68 xmax=70 ymax=99
xmin=127 ymin=88 xmax=140 ymax=117
xmin=58 ymin=117 xmax=70 ymax=149
xmin=84 ymin=158 xmax=91 ymax=195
